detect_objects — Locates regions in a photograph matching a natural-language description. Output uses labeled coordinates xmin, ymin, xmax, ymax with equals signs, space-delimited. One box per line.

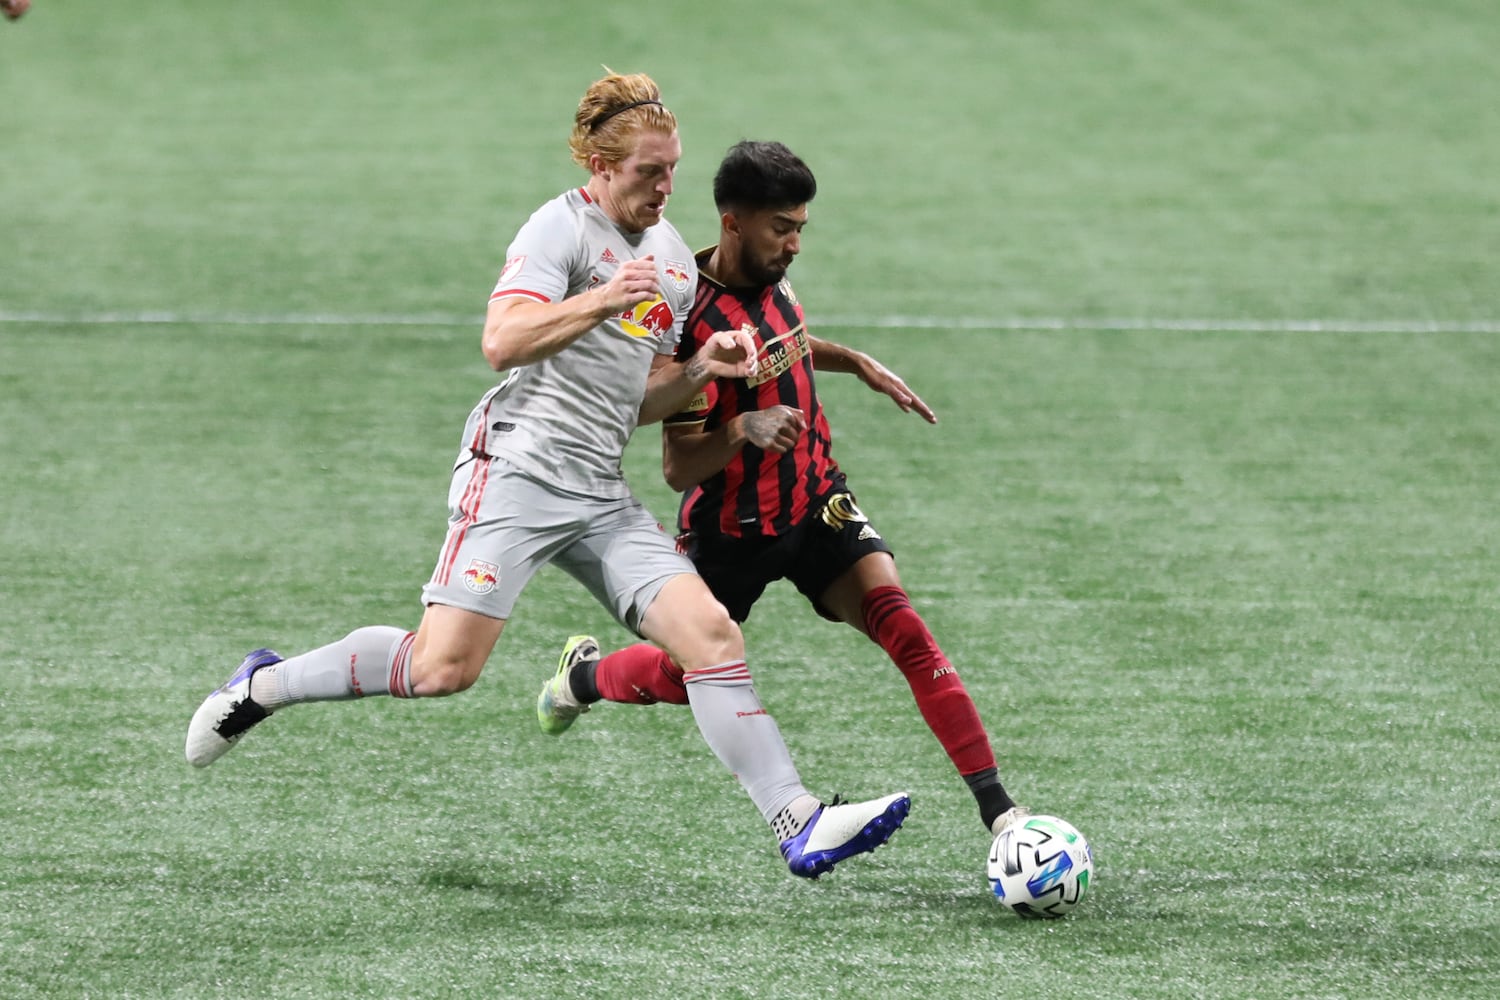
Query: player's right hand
xmin=596 ymin=256 xmax=662 ymax=312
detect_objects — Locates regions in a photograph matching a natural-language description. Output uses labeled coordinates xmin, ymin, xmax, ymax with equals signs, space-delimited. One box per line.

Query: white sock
xmin=250 ymin=627 xmax=415 ymax=708
xmin=770 ymin=795 xmax=823 ymax=841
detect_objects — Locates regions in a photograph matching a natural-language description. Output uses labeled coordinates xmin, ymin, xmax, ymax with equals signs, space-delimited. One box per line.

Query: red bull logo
xmin=461 ymin=558 xmax=500 ymax=596
xmin=619 ymin=296 xmax=675 ymax=340
xmin=663 ymin=259 xmax=690 ymax=292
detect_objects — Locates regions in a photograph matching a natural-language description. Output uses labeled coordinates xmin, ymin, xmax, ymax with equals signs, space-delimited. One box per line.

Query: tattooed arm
xmin=638 ymin=329 xmax=756 ymax=426
xmin=660 ymin=405 xmax=807 ymax=492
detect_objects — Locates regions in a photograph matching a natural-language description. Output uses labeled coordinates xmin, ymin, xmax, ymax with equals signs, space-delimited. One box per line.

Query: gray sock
xmin=250 ymin=627 xmax=415 ymax=708
xmin=682 ymin=660 xmax=813 ymax=826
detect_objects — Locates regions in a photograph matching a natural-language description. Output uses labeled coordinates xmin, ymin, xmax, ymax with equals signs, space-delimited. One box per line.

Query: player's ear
xmin=721 ymin=210 xmax=740 ymax=237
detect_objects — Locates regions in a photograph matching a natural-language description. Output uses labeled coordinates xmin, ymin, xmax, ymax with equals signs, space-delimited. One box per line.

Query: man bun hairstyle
xmin=713 ymin=140 xmax=817 ymax=212
xmin=569 ymin=71 xmax=677 ymax=169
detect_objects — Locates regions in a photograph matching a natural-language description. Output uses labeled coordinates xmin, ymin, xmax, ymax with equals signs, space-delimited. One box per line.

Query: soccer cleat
xmin=537 ymin=634 xmax=599 ymax=736
xmin=780 ymin=792 xmax=911 ymax=879
xmin=185 ymin=648 xmax=282 ymax=767
xmin=990 ymin=805 xmax=1032 ymax=837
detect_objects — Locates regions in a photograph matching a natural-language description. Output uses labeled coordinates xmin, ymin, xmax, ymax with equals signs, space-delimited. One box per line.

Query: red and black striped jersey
xmin=667 ymin=248 xmax=845 ymax=538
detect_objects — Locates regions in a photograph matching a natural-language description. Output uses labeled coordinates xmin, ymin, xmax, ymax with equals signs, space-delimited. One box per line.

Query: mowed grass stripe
xmin=5 ymin=310 xmax=1499 ymax=334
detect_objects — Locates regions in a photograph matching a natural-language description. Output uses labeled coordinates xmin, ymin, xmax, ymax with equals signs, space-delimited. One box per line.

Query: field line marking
xmin=1 ymin=309 xmax=1497 ymax=334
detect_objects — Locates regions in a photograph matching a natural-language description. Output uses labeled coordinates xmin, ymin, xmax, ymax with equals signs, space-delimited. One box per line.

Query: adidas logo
xmin=600 ymin=248 xmax=619 ymax=264
xmin=858 ymin=525 xmax=881 ymax=541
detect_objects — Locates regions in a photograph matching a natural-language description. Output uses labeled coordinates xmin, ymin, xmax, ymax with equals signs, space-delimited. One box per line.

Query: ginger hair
xmin=568 ymin=71 xmax=678 ymax=169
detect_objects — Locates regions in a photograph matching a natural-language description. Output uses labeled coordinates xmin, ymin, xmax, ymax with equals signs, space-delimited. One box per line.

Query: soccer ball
xmin=986 ymin=814 xmax=1093 ymax=918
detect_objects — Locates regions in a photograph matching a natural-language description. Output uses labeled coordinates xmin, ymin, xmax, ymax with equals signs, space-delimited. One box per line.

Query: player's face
xmin=731 ymin=204 xmax=808 ymax=287
xmin=596 ymin=129 xmax=681 ymax=233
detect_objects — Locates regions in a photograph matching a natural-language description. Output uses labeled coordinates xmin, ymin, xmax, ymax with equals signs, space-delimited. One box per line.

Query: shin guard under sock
xmin=862 ymin=585 xmax=997 ymax=776
xmin=683 ymin=660 xmax=808 ymax=824
xmin=251 ymin=626 xmax=416 ymax=707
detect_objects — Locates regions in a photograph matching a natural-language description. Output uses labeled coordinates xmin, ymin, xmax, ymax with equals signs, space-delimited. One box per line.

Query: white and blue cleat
xmin=780 ymin=792 xmax=911 ymax=879
xmin=185 ymin=648 xmax=282 ymax=767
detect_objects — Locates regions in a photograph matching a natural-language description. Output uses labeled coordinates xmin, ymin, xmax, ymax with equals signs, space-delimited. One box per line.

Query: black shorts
xmin=680 ymin=491 xmax=894 ymax=623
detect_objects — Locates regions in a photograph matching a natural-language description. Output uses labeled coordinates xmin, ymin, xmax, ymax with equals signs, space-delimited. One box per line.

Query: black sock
xmin=964 ymin=767 xmax=1017 ymax=831
xmin=568 ymin=659 xmax=601 ymax=704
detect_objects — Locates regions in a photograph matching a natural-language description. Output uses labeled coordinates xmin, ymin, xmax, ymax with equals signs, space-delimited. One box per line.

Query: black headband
xmin=590 ymin=99 xmax=663 ymax=130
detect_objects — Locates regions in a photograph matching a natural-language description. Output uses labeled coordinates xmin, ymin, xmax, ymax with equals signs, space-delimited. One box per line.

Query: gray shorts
xmin=422 ymin=456 xmax=693 ymax=633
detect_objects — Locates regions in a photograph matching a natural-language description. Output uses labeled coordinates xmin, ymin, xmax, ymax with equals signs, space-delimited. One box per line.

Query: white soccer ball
xmin=986 ymin=814 xmax=1094 ymax=918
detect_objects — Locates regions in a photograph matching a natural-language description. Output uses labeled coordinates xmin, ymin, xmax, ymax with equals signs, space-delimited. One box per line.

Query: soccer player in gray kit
xmin=186 ymin=71 xmax=909 ymax=881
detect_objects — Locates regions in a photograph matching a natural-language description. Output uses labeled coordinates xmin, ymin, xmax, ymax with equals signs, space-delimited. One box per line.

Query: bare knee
xmin=642 ymin=575 xmax=744 ymax=669
xmin=694 ymin=602 xmax=742 ymax=664
xmin=409 ymin=650 xmax=482 ymax=696
xmin=407 ymin=604 xmax=503 ymax=696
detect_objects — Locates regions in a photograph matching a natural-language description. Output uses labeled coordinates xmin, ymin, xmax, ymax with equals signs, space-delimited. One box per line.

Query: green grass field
xmin=3 ymin=1 xmax=1498 ymax=997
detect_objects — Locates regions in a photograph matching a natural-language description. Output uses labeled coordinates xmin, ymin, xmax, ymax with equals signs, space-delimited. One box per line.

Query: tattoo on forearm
xmin=686 ymin=357 xmax=709 ymax=381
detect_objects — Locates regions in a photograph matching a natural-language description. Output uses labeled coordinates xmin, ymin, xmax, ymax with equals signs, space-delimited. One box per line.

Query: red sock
xmin=596 ymin=643 xmax=688 ymax=705
xmin=862 ymin=585 xmax=997 ymax=776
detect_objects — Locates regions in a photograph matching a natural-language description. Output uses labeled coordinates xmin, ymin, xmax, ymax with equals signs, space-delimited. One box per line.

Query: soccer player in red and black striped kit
xmin=538 ymin=140 xmax=1028 ymax=840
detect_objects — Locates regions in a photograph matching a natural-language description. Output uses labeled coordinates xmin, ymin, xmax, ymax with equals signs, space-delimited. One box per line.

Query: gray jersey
xmin=460 ymin=187 xmax=698 ymax=499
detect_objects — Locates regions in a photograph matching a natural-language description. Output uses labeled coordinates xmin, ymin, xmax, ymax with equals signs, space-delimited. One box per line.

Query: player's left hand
xmin=739 ymin=405 xmax=807 ymax=454
xmin=857 ymin=358 xmax=937 ymax=424
xmin=698 ymin=327 xmax=758 ymax=379
xmin=2 ymin=0 xmax=31 ymax=20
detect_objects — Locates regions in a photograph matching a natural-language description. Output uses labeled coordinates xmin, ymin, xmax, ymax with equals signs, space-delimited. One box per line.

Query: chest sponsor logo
xmin=618 ymin=297 xmax=674 ymax=340
xmin=746 ymin=323 xmax=810 ymax=387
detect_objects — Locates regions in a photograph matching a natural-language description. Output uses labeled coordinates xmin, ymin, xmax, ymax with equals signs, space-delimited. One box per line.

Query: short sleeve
xmin=489 ymin=200 xmax=579 ymax=305
xmin=664 ymin=380 xmax=717 ymax=427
